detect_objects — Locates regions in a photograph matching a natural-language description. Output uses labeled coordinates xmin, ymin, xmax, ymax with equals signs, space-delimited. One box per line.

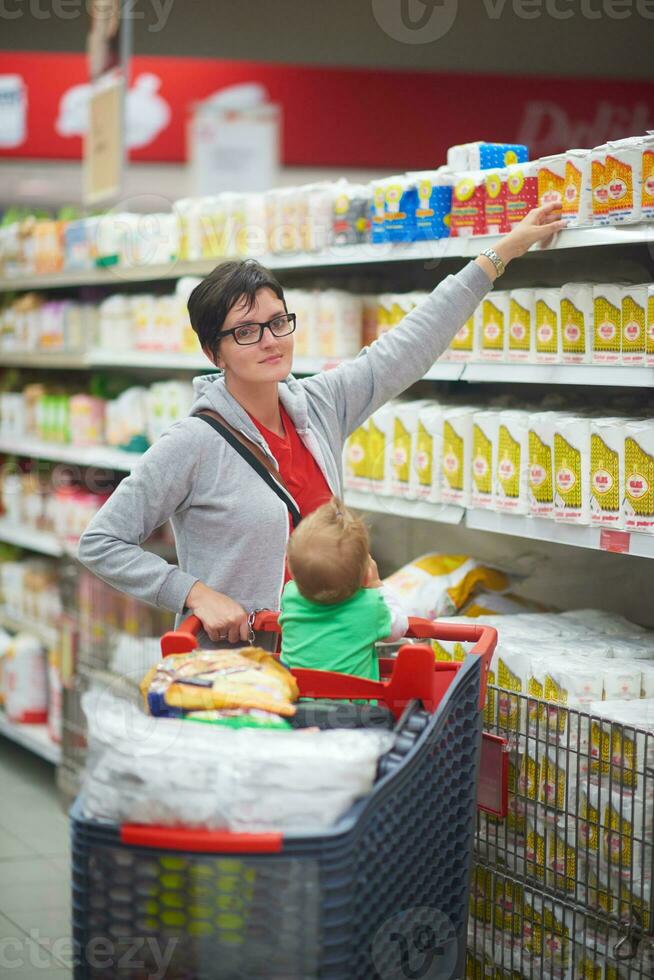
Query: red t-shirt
xmin=249 ymin=405 xmax=333 ymax=580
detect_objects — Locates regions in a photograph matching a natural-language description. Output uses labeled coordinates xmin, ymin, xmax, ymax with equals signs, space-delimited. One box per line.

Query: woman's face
xmin=212 ymin=287 xmax=294 ymax=385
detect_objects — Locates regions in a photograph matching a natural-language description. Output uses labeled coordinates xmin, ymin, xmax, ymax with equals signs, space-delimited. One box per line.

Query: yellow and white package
xmin=528 ymin=411 xmax=558 ymax=519
xmin=391 ymin=400 xmax=433 ymax=499
xmin=636 ymin=661 xmax=654 ymax=698
xmin=591 ymin=144 xmax=610 ymax=225
xmin=554 ymin=414 xmax=591 ymax=524
xmin=562 ymin=148 xmax=592 ymax=227
xmin=600 ymin=662 xmax=643 ymax=701
xmin=601 ymin=787 xmax=653 ymax=872
xmin=367 ymin=402 xmax=397 ymax=496
xmin=544 ymin=821 xmax=578 ymax=895
xmin=414 ymin=403 xmax=444 ymax=504
xmin=471 ymin=410 xmax=499 ymax=510
xmin=507 ymin=288 xmax=533 ymax=362
xmin=593 ymin=284 xmax=622 ymax=364
xmin=623 ymin=419 xmax=654 ymax=533
xmin=605 ymin=137 xmax=643 ymax=224
xmin=590 ymin=417 xmax=624 ymax=529
xmin=589 ymin=699 xmax=654 ymax=794
xmin=443 ymin=314 xmax=475 ymax=362
xmin=621 ymin=284 xmax=648 ymax=367
xmin=382 ymin=553 xmax=510 ymax=620
xmin=532 ymin=657 xmax=603 ymax=752
xmin=343 ymin=419 xmax=370 ymax=492
xmin=537 ymin=153 xmax=566 ymax=207
xmin=495 ymin=646 xmax=531 ymax=734
xmin=537 ymin=743 xmax=576 ymax=819
xmin=441 ymin=406 xmax=476 ymax=507
xmin=560 ymin=282 xmax=592 ymax=364
xmin=534 ymin=287 xmax=560 ymax=364
xmin=648 ymin=284 xmax=654 ymax=367
xmin=495 ymin=410 xmax=530 ymax=515
xmin=479 ymin=292 xmax=508 ymax=362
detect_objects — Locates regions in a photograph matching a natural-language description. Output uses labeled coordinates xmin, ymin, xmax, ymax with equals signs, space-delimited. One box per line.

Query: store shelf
xmin=345 ymin=489 xmax=465 ymax=524
xmin=0 ymin=711 xmax=60 ymax=764
xmin=0 ymin=518 xmax=64 ymax=556
xmin=464 ymin=508 xmax=654 ymax=558
xmin=462 ymin=362 xmax=654 ymax=387
xmin=2 ymin=223 xmax=652 ymax=293
xmin=0 ymin=437 xmax=139 ymax=471
xmin=0 ymin=608 xmax=58 ymax=647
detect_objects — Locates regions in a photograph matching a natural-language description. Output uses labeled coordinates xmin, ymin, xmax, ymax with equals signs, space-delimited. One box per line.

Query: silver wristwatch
xmin=480 ymin=247 xmax=505 ymax=278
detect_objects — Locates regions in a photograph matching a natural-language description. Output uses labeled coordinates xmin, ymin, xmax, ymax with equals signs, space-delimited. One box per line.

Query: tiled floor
xmin=0 ymin=738 xmax=73 ymax=977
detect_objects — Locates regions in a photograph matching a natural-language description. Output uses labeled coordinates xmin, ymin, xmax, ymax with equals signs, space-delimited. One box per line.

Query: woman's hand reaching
xmin=185 ymin=581 xmax=250 ymax=644
xmin=476 ymin=202 xmax=567 ymax=280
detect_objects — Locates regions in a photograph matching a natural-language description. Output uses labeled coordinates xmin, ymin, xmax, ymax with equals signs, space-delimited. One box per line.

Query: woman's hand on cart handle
xmin=184 ymin=582 xmax=250 ymax=644
xmin=476 ymin=202 xmax=566 ymax=280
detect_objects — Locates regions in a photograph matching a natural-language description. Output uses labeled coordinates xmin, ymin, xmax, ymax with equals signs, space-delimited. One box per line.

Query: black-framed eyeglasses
xmin=217 ymin=313 xmax=297 ymax=347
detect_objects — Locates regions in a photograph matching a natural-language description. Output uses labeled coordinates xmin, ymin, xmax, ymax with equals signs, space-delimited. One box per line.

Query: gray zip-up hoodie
xmin=78 ymin=262 xmax=492 ymax=621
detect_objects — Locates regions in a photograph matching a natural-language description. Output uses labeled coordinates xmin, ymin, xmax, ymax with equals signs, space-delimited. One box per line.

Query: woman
xmin=78 ymin=203 xmax=564 ymax=644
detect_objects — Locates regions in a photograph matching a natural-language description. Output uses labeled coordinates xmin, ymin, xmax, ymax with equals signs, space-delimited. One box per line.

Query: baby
xmin=279 ymin=498 xmax=408 ymax=680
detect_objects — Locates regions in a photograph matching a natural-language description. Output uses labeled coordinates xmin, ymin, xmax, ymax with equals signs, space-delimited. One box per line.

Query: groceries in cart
xmin=141 ymin=646 xmax=299 ymax=730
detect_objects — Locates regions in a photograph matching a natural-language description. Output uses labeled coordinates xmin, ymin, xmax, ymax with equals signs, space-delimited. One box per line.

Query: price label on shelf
xmin=599 ymin=529 xmax=631 ymax=554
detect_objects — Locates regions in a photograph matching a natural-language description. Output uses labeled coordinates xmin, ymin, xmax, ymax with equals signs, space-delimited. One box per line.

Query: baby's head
xmin=287 ymin=498 xmax=369 ymax=605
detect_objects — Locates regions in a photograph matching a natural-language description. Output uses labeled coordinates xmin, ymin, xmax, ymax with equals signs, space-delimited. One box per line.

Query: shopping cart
xmin=71 ymin=613 xmax=498 ymax=980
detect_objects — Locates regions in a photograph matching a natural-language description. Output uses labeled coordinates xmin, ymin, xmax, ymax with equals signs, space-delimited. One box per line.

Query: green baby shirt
xmin=279 ymin=580 xmax=393 ymax=681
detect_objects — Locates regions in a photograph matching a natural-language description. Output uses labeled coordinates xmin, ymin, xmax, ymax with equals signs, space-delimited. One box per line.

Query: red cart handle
xmin=160 ymin=613 xmax=496 ymax=711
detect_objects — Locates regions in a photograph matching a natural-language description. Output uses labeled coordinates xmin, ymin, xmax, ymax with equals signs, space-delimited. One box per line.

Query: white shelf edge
xmin=0 ymin=711 xmax=60 ymax=764
xmin=0 ymin=609 xmax=59 ymax=647
xmin=0 ymin=518 xmax=64 ymax=556
xmin=462 ymin=362 xmax=654 ymax=387
xmin=344 ymin=489 xmax=465 ymax=524
xmin=0 ymin=437 xmax=139 ymax=471
xmin=1 ymin=223 xmax=652 ymax=292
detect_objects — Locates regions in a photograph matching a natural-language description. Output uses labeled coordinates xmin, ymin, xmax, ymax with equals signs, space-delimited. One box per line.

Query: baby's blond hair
xmin=286 ymin=498 xmax=369 ymax=604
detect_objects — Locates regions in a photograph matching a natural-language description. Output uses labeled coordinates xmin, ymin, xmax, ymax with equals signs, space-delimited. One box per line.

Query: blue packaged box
xmin=382 ymin=177 xmax=418 ymax=244
xmin=409 ymin=170 xmax=453 ymax=240
xmin=447 ymin=142 xmax=529 ymax=171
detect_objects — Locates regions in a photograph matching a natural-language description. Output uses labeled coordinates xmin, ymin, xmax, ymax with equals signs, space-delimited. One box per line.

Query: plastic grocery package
xmin=81 ymin=690 xmax=394 ymax=832
xmin=383 ymin=553 xmax=510 ymax=620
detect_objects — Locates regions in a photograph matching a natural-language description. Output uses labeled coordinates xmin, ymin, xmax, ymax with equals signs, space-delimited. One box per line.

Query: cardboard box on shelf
xmin=450 ymin=171 xmax=487 ymax=237
xmin=534 ymin=288 xmax=560 ymax=364
xmin=590 ymin=145 xmax=610 ymax=225
xmin=505 ymin=160 xmax=539 ymax=229
xmin=484 ymin=169 xmax=509 ymax=235
xmin=495 ymin=410 xmax=530 ymax=515
xmin=528 ymin=412 xmax=559 ymax=519
xmin=391 ymin=400 xmax=433 ymax=499
xmin=480 ymin=292 xmax=509 ymax=361
xmin=561 ymin=149 xmax=592 ymax=227
xmin=414 ymin=403 xmax=444 ymax=504
xmin=537 ymin=154 xmax=566 ymax=207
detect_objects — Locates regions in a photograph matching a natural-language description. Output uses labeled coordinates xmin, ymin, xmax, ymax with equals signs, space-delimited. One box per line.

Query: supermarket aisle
xmin=0 ymin=739 xmax=72 ymax=977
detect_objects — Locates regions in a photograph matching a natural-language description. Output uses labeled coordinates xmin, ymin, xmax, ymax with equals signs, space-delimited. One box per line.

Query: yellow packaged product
xmin=623 ymin=419 xmax=654 ymax=533
xmin=537 ymin=154 xmax=566 ymax=207
xmin=382 ymin=553 xmax=510 ymax=620
xmin=643 ymin=139 xmax=654 ymax=220
xmin=141 ymin=648 xmax=299 ymax=717
xmin=444 ymin=315 xmax=475 ymax=362
xmin=621 ymin=284 xmax=648 ymax=367
xmin=554 ymin=415 xmax=591 ymax=524
xmin=590 ymin=145 xmax=610 ymax=225
xmin=545 ymin=821 xmax=577 ymax=895
xmin=560 ymin=282 xmax=592 ymax=364
xmin=507 ymin=288 xmax=533 ymax=362
xmin=368 ymin=402 xmax=398 ymax=496
xmin=647 ymin=284 xmax=654 ymax=368
xmin=441 ymin=407 xmax=476 ymax=506
xmin=480 ymin=292 xmax=508 ymax=362
xmin=495 ymin=410 xmax=529 ymax=515
xmin=391 ymin=400 xmax=433 ymax=499
xmin=471 ymin=410 xmax=499 ymax=510
xmin=593 ymin=284 xmax=621 ymax=364
xmin=534 ymin=287 xmax=560 ymax=364
xmin=588 ymin=698 xmax=654 ymax=794
xmin=414 ymin=403 xmax=444 ymax=504
xmin=528 ymin=411 xmax=559 ymax=519
xmin=562 ymin=149 xmax=592 ymax=227
xmin=343 ymin=420 xmax=370 ymax=492
xmin=590 ymin=418 xmax=624 ymax=529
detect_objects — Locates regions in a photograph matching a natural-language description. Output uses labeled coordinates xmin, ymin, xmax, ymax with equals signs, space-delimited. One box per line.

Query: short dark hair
xmin=187 ymin=260 xmax=286 ymax=358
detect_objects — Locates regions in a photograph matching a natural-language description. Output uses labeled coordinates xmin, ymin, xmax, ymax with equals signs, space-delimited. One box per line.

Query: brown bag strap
xmin=194 ymin=408 xmax=301 ymax=528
